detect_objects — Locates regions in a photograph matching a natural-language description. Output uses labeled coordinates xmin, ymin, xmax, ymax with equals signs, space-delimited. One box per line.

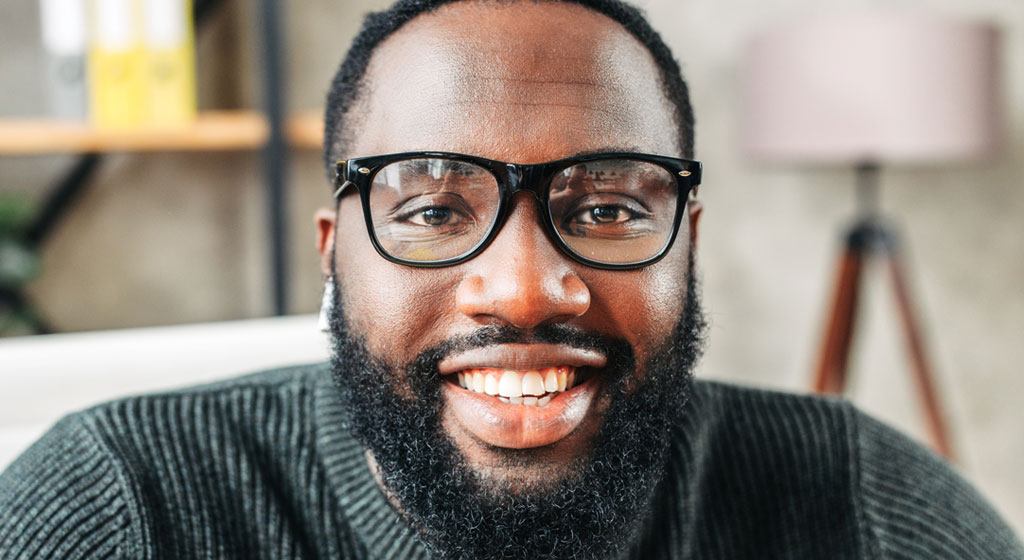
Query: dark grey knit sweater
xmin=1 ymin=363 xmax=1021 ymax=559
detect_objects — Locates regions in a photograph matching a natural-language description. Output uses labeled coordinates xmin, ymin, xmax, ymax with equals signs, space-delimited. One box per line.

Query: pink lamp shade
xmin=741 ymin=14 xmax=1002 ymax=165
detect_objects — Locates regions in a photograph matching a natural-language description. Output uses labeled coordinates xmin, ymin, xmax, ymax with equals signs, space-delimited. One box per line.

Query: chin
xmin=439 ymin=390 xmax=611 ymax=493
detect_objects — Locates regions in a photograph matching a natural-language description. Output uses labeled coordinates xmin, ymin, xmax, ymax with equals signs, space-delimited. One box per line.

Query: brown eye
xmin=590 ymin=206 xmax=622 ymax=223
xmin=419 ymin=207 xmax=453 ymax=226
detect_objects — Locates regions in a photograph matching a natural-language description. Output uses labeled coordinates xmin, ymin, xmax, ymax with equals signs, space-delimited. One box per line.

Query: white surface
xmin=0 ymin=314 xmax=330 ymax=470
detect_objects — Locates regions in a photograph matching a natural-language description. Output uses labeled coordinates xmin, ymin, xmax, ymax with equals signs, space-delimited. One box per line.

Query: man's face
xmin=317 ymin=1 xmax=702 ymax=556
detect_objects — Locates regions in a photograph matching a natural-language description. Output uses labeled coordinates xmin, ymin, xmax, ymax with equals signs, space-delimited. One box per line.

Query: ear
xmin=315 ymin=207 xmax=337 ymax=278
xmin=687 ymin=198 xmax=703 ymax=245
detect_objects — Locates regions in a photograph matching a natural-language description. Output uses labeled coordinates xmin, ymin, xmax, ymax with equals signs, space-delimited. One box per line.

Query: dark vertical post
xmin=24 ymin=153 xmax=102 ymax=247
xmin=258 ymin=0 xmax=287 ymax=315
xmin=854 ymin=162 xmax=880 ymax=220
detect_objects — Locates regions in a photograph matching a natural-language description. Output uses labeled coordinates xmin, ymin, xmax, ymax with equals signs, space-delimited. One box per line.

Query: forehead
xmin=348 ymin=1 xmax=680 ymax=162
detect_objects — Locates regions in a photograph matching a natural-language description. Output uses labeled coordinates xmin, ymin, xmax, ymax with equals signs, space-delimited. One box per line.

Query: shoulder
xmin=56 ymin=362 xmax=328 ymax=461
xmin=682 ymin=380 xmax=1023 ymax=559
xmin=682 ymin=380 xmax=863 ymax=512
xmin=686 ymin=379 xmax=861 ymax=457
xmin=0 ymin=362 xmax=331 ymax=559
xmin=854 ymin=412 xmax=1024 ymax=558
xmin=65 ymin=361 xmax=330 ymax=477
xmin=0 ymin=413 xmax=134 ymax=558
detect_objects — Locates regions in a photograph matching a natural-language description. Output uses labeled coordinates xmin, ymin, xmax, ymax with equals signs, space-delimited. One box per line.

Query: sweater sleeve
xmin=0 ymin=414 xmax=137 ymax=559
xmin=854 ymin=411 xmax=1024 ymax=559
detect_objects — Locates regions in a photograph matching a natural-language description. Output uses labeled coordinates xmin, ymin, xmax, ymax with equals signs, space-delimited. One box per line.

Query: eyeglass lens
xmin=369 ymin=158 xmax=501 ymax=262
xmin=549 ymin=160 xmax=677 ymax=264
xmin=367 ymin=157 xmax=679 ymax=265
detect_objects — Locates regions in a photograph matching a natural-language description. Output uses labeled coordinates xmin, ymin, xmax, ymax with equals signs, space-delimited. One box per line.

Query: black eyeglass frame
xmin=333 ymin=151 xmax=703 ymax=270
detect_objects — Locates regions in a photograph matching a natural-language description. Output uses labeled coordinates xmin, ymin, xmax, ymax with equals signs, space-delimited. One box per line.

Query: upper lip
xmin=438 ymin=343 xmax=607 ymax=375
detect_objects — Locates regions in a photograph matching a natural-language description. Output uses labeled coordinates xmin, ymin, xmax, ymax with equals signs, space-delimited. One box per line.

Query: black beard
xmin=327 ymin=261 xmax=705 ymax=559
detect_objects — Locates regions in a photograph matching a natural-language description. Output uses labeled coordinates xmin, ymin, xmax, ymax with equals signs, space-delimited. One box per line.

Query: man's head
xmin=316 ymin=1 xmax=705 ymax=557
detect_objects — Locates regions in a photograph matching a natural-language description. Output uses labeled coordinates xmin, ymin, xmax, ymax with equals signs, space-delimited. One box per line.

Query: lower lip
xmin=442 ymin=375 xmax=600 ymax=449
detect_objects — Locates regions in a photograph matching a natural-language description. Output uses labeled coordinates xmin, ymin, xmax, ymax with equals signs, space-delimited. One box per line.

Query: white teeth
xmin=499 ymin=396 xmax=510 ymax=403
xmin=455 ymin=366 xmax=580 ymax=403
xmin=484 ymin=373 xmax=499 ymax=396
xmin=522 ymin=371 xmax=545 ymax=396
xmin=498 ymin=371 xmax=523 ymax=397
xmin=543 ymin=368 xmax=559 ymax=393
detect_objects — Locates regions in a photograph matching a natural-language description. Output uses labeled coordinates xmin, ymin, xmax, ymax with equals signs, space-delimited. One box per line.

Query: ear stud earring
xmin=318 ymin=278 xmax=334 ymax=333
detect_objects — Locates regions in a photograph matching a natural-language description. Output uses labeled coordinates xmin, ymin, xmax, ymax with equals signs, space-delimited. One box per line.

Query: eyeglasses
xmin=334 ymin=151 xmax=702 ymax=270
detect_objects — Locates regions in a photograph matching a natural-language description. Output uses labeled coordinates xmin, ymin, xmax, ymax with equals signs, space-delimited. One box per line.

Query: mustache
xmin=407 ymin=323 xmax=636 ymax=381
xmin=326 ymin=277 xmax=636 ymax=388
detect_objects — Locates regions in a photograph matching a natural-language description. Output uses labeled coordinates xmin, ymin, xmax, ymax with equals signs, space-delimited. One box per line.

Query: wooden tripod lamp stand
xmin=741 ymin=13 xmax=1003 ymax=460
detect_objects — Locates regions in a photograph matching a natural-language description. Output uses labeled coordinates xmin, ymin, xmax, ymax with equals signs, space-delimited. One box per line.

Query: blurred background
xmin=1 ymin=0 xmax=1021 ymax=536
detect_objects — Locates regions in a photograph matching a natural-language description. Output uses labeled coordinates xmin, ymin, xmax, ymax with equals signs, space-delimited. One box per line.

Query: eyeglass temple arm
xmin=688 ymin=168 xmax=702 ymax=198
xmin=333 ymin=160 xmax=353 ymax=199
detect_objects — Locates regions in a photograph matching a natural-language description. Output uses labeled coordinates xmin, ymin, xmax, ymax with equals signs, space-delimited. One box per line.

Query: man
xmin=1 ymin=0 xmax=1021 ymax=558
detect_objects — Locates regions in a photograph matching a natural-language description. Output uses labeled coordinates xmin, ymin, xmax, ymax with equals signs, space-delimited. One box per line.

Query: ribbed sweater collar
xmin=312 ymin=370 xmax=433 ymax=559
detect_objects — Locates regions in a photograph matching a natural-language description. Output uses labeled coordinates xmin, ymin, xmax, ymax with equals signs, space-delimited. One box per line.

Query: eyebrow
xmin=572 ymin=146 xmax=646 ymax=157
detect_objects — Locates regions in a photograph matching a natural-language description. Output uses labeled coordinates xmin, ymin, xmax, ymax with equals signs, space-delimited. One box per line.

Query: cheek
xmin=637 ymin=262 xmax=688 ymax=337
xmin=334 ymin=200 xmax=460 ymax=356
xmin=339 ymin=265 xmax=457 ymax=358
xmin=585 ymin=238 xmax=689 ymax=359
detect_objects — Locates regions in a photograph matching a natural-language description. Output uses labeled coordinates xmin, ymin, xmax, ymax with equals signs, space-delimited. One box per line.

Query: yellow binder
xmin=143 ymin=0 xmax=197 ymax=126
xmin=89 ymin=0 xmax=147 ymax=129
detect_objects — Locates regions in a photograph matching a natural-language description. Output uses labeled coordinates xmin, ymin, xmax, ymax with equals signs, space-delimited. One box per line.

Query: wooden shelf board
xmin=0 ymin=111 xmax=270 ymax=154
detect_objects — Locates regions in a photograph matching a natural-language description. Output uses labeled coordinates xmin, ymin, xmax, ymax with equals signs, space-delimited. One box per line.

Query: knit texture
xmin=1 ymin=363 xmax=1021 ymax=559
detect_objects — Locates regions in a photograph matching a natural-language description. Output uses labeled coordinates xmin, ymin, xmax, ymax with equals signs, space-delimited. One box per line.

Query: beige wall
xmin=1 ymin=0 xmax=1021 ymax=535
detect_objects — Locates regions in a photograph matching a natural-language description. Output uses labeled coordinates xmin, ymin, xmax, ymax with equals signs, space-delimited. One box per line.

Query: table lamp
xmin=741 ymin=13 xmax=1002 ymax=459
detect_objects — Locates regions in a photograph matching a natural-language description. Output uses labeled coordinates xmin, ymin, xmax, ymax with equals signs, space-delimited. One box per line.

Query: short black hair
xmin=323 ymin=0 xmax=695 ymax=181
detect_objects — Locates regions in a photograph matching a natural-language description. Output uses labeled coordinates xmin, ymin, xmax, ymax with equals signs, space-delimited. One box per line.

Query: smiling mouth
xmin=448 ymin=366 xmax=581 ymax=407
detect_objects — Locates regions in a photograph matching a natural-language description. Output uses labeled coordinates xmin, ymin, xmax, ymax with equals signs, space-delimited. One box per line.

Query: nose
xmin=456 ymin=193 xmax=591 ymax=329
